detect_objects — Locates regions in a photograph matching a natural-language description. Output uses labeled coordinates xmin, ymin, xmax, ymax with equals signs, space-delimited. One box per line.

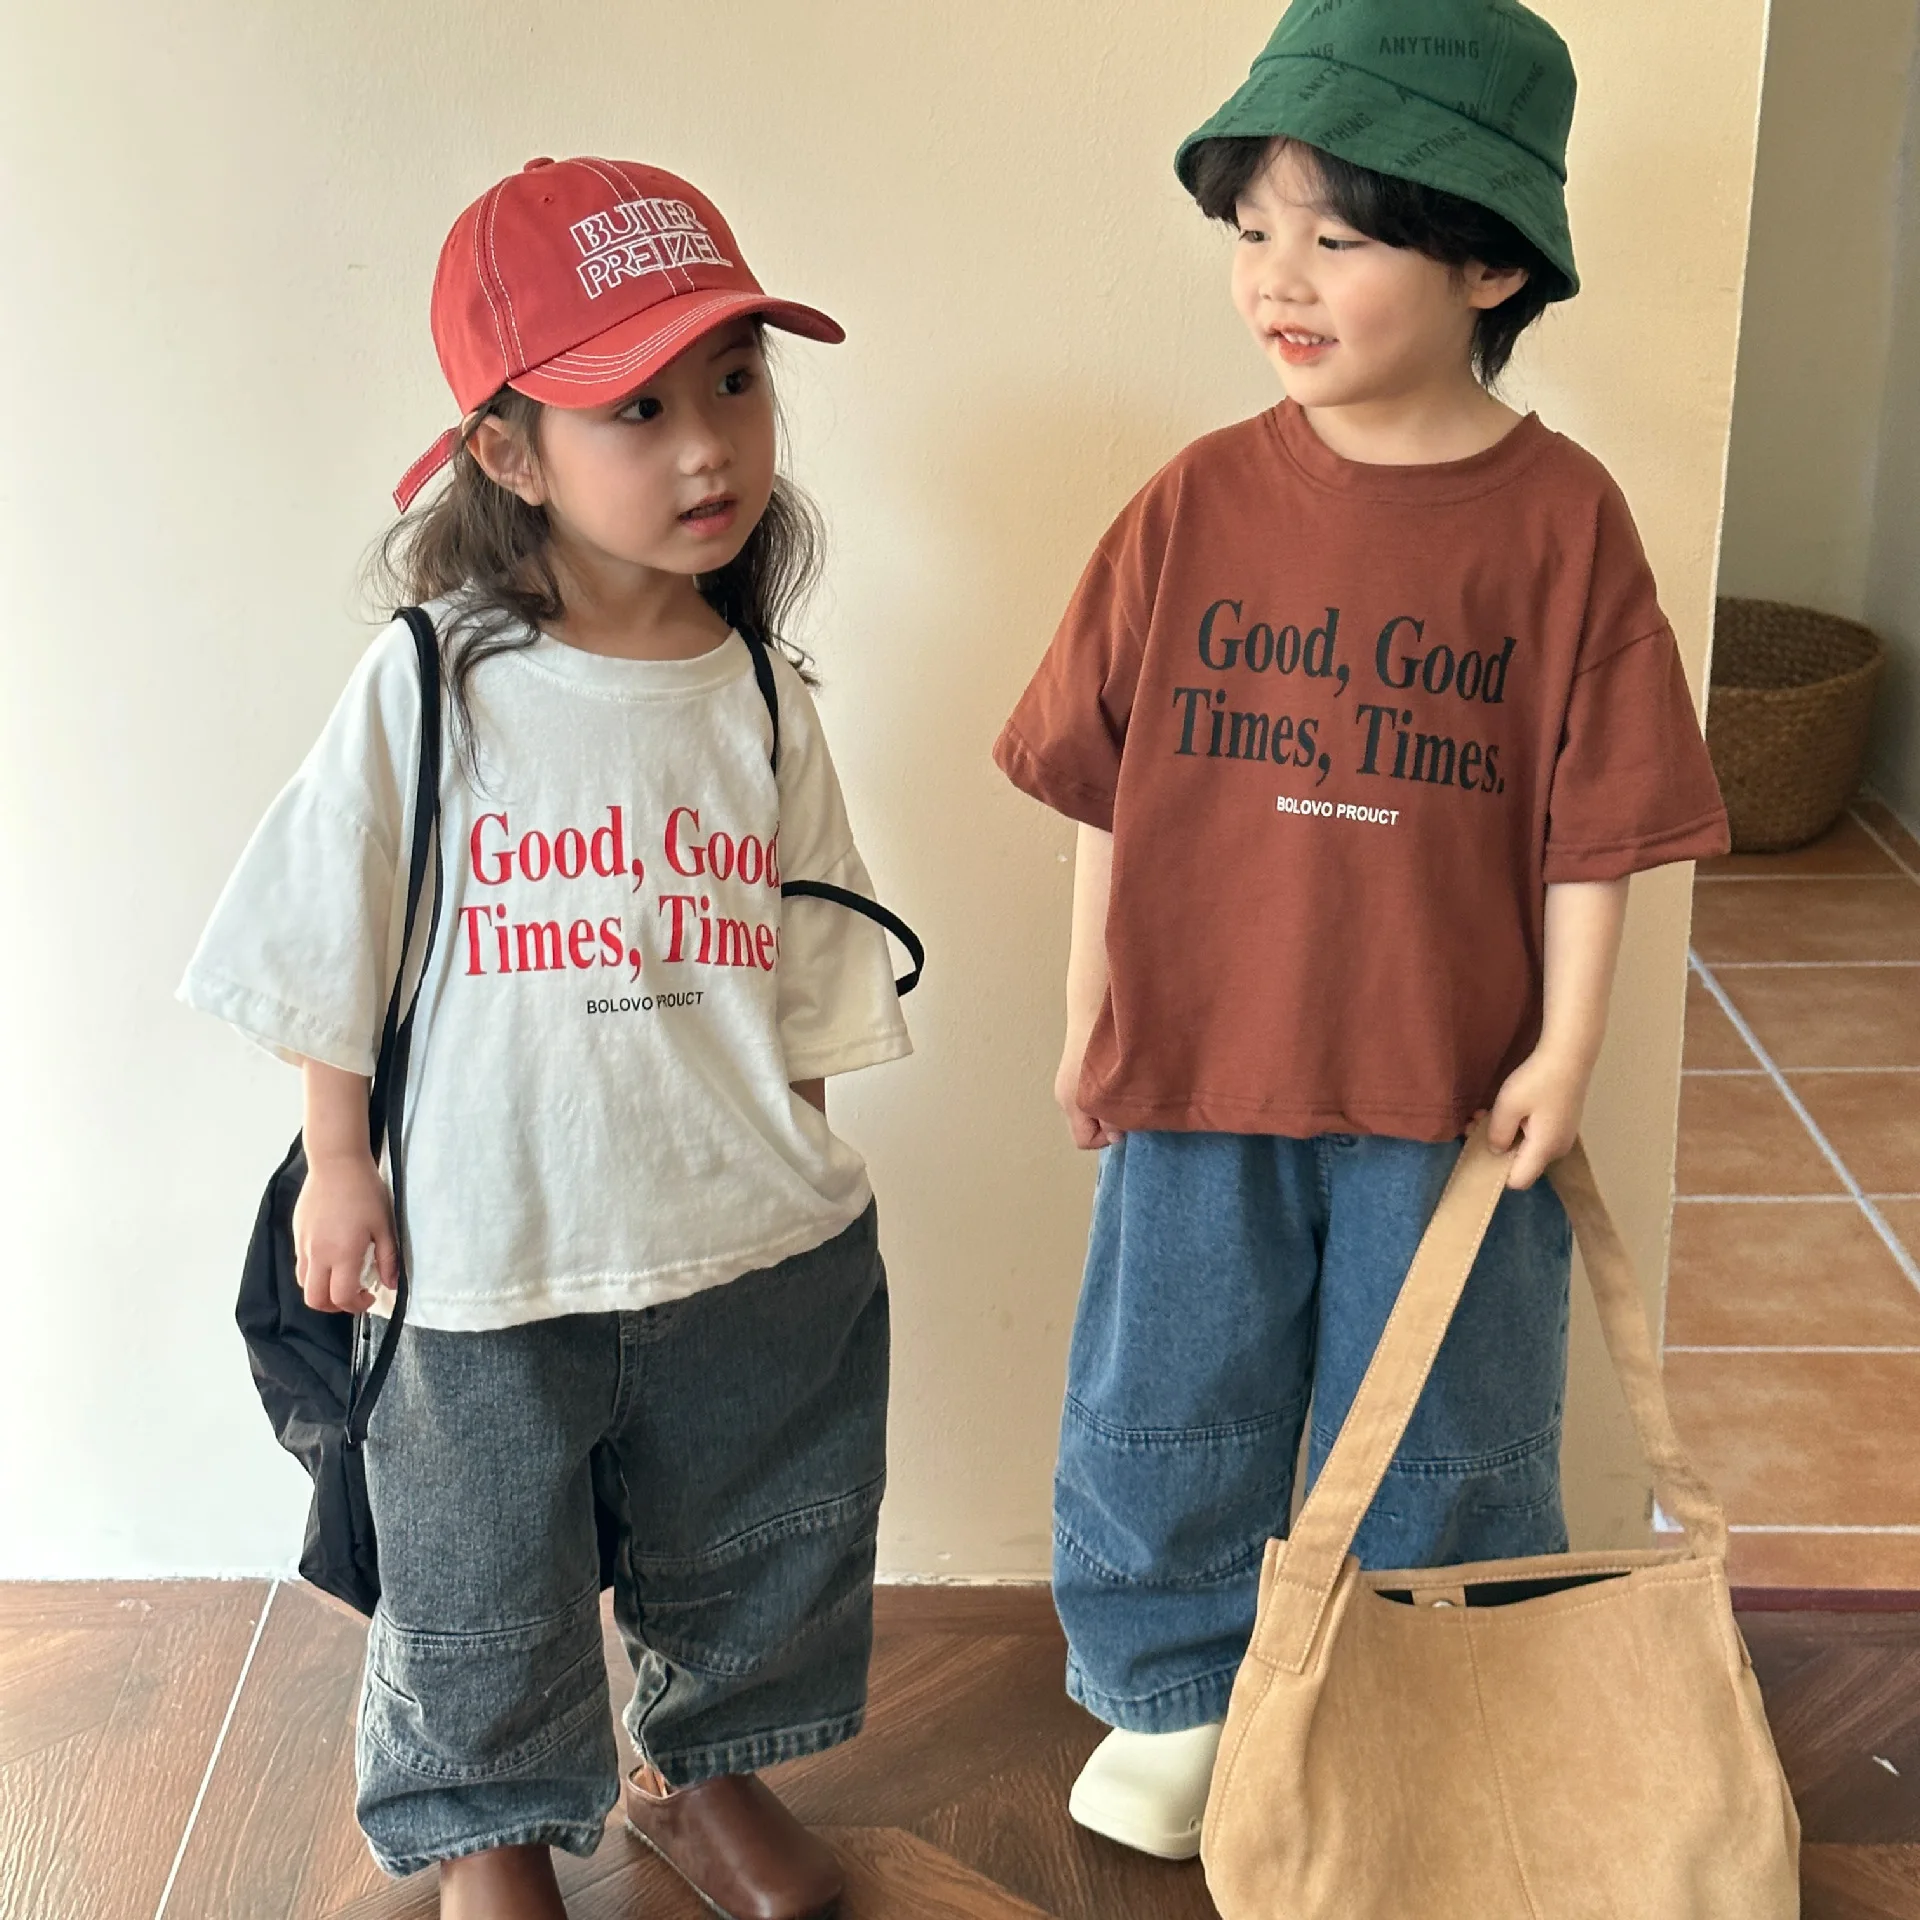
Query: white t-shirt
xmin=181 ymin=608 xmax=912 ymax=1330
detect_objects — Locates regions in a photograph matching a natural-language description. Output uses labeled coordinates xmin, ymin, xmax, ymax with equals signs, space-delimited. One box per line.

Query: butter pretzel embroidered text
xmin=570 ymin=198 xmax=730 ymax=298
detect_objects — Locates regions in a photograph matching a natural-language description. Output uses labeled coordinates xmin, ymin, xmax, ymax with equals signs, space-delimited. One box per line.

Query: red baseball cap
xmin=394 ymin=156 xmax=844 ymax=510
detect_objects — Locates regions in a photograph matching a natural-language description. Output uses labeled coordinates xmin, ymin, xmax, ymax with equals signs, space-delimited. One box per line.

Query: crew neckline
xmin=519 ymin=627 xmax=747 ymax=694
xmin=1267 ymin=399 xmax=1553 ymax=504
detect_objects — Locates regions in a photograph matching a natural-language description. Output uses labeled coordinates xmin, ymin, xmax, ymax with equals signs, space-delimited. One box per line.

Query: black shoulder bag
xmin=235 ymin=606 xmax=445 ymax=1614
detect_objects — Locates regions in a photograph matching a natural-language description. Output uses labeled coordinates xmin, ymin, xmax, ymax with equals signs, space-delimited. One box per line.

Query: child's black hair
xmin=1185 ymin=136 xmax=1565 ymax=385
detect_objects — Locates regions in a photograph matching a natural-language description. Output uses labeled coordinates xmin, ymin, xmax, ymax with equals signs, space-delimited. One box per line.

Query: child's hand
xmin=293 ymin=1150 xmax=398 ymax=1314
xmin=1488 ymin=877 xmax=1627 ymax=1189
xmin=1482 ymin=1047 xmax=1591 ymax=1190
xmin=1055 ymin=1035 xmax=1119 ymax=1151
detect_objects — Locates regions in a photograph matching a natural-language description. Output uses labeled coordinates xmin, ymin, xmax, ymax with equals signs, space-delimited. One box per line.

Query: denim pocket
xmin=630 ymin=1475 xmax=883 ymax=1678
xmin=361 ymin=1591 xmax=609 ymax=1783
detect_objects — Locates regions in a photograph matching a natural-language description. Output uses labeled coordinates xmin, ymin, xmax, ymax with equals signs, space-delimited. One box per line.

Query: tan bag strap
xmin=1548 ymin=1140 xmax=1728 ymax=1556
xmin=1251 ymin=1126 xmax=1728 ymax=1675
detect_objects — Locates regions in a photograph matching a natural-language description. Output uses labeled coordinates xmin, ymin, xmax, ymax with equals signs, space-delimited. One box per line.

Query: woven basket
xmin=1706 ymin=598 xmax=1885 ymax=852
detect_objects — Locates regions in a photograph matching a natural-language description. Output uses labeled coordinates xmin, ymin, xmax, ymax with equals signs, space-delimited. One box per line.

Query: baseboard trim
xmin=1730 ymin=1585 xmax=1920 ymax=1613
xmin=873 ymin=1582 xmax=1056 ymax=1635
xmin=874 ymin=1576 xmax=1920 ymax=1626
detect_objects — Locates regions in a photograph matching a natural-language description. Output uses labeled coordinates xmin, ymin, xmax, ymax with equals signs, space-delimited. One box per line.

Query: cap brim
xmin=1175 ymin=57 xmax=1578 ymax=298
xmin=508 ymin=288 xmax=844 ymax=408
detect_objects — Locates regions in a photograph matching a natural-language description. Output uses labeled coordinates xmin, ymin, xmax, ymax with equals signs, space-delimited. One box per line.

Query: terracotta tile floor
xmin=1670 ymin=796 xmax=1920 ymax=1592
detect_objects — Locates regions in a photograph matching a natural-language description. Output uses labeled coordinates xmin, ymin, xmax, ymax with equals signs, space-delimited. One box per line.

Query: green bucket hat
xmin=1175 ymin=0 xmax=1579 ymax=297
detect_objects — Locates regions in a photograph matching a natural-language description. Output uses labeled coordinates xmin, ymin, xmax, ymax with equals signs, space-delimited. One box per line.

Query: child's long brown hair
xmin=371 ymin=337 xmax=822 ymax=774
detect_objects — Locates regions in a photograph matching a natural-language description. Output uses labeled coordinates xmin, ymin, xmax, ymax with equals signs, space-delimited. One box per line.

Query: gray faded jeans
xmin=354 ymin=1204 xmax=888 ymax=1876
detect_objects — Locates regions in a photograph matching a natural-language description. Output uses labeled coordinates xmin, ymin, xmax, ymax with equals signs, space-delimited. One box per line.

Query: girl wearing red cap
xmin=184 ymin=158 xmax=909 ymax=1919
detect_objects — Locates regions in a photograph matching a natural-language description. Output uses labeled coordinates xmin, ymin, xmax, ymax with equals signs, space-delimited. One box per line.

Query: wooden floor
xmin=3 ymin=1582 xmax=1919 ymax=1918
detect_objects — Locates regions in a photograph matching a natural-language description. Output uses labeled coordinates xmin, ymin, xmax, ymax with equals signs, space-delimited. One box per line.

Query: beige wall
xmin=0 ymin=1 xmax=1768 ymax=1578
xmin=1866 ymin=47 xmax=1920 ymax=824
xmin=1718 ymin=0 xmax=1919 ymax=621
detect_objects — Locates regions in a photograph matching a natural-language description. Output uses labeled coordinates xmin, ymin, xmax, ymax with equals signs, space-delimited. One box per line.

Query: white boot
xmin=1067 ymin=1720 xmax=1226 ymax=1860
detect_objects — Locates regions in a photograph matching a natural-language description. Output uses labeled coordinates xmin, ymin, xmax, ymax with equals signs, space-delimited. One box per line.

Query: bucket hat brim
xmin=1175 ymin=55 xmax=1578 ymax=298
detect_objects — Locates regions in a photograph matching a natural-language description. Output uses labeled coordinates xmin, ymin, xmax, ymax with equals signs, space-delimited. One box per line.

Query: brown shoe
xmin=622 ymin=1764 xmax=843 ymax=1920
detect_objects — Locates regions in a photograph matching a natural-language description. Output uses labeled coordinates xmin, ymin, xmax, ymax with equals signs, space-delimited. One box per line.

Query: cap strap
xmin=393 ymin=427 xmax=461 ymax=512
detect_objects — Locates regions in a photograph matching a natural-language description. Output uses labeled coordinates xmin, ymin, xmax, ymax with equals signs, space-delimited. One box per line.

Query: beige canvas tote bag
xmin=1201 ymin=1126 xmax=1800 ymax=1920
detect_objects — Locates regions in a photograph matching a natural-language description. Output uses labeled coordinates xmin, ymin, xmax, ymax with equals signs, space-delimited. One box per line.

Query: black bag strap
xmin=780 ymin=880 xmax=925 ymax=995
xmin=346 ymin=606 xmax=444 ymax=1446
xmin=744 ymin=626 xmax=785 ymax=771
xmin=739 ymin=628 xmax=924 ymax=997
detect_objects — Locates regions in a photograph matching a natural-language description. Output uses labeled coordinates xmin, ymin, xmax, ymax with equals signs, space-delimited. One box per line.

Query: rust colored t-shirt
xmin=994 ymin=401 xmax=1730 ymax=1141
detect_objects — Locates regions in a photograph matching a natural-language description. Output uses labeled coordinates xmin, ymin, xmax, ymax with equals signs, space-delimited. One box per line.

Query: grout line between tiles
xmin=1783 ymin=1066 xmax=1920 ymax=1074
xmin=1856 ymin=785 xmax=1920 ymax=825
xmin=1667 ymin=1345 xmax=1920 ymax=1355
xmin=1705 ymin=960 xmax=1920 ymax=969
xmin=1695 ymin=873 xmax=1908 ymax=883
xmin=153 ymin=1577 xmax=279 ymax=1920
xmin=1731 ymin=1524 xmax=1920 ymax=1536
xmin=1850 ymin=805 xmax=1920 ymax=885
xmin=1674 ymin=1193 xmax=1856 ymax=1204
xmin=1674 ymin=1191 xmax=1919 ymax=1203
xmin=1685 ymin=1067 xmax=1920 ymax=1077
xmin=1688 ymin=952 xmax=1920 ymax=1295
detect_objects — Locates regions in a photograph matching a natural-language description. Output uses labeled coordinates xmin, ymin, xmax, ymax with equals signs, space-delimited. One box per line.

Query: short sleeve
xmin=771 ymin=662 xmax=913 ymax=1080
xmin=993 ymin=512 xmax=1153 ymax=831
xmin=1542 ymin=485 xmax=1730 ymax=882
xmin=177 ymin=622 xmax=419 ymax=1073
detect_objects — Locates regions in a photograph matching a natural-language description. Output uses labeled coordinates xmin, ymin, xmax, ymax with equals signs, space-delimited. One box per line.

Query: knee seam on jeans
xmin=1064 ymin=1391 xmax=1308 ymax=1449
xmin=630 ymin=1473 xmax=885 ymax=1576
xmin=1053 ymin=1519 xmax=1269 ymax=1590
xmin=1310 ymin=1419 xmax=1562 ymax=1479
xmin=1468 ymin=1483 xmax=1564 ymax=1518
xmin=634 ymin=1526 xmax=878 ymax=1680
xmin=373 ymin=1582 xmax=602 ymax=1650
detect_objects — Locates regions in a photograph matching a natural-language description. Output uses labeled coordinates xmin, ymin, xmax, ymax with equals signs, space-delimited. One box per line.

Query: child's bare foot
xmin=438 ymin=1843 xmax=567 ymax=1919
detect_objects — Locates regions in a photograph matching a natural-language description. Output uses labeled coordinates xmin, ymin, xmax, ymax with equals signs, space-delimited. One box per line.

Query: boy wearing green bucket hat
xmin=995 ymin=0 xmax=1729 ymax=1861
